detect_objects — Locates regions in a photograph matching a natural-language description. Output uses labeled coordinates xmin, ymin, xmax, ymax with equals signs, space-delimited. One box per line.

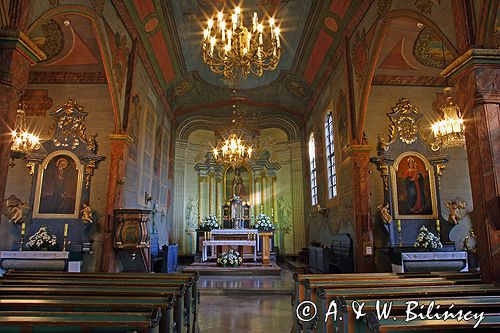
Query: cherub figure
xmin=446 ymin=201 xmax=466 ymax=225
xmin=81 ymin=203 xmax=93 ymax=224
xmin=9 ymin=201 xmax=30 ymax=224
xmin=378 ymin=202 xmax=392 ymax=225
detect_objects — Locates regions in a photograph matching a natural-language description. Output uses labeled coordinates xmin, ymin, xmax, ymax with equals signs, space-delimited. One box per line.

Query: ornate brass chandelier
xmin=202 ymin=4 xmax=282 ymax=79
xmin=211 ymin=110 xmax=254 ymax=167
xmin=10 ymin=104 xmax=41 ymax=159
xmin=431 ymin=87 xmax=465 ymax=151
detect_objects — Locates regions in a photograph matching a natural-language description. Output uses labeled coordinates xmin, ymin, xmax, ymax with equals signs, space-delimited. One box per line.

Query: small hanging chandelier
xmin=431 ymin=87 xmax=465 ymax=151
xmin=201 ymin=3 xmax=282 ymax=79
xmin=10 ymin=103 xmax=41 ymax=159
xmin=211 ymin=109 xmax=254 ymax=167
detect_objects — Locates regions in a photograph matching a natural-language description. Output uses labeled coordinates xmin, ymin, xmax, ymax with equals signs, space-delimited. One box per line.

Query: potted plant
xmin=414 ymin=225 xmax=443 ymax=251
xmin=217 ymin=249 xmax=243 ymax=268
xmin=25 ymin=225 xmax=58 ymax=251
xmin=254 ymin=213 xmax=274 ymax=232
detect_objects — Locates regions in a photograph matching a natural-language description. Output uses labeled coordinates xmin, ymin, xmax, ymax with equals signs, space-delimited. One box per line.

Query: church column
xmin=442 ymin=49 xmax=500 ymax=284
xmin=271 ymin=176 xmax=277 ymax=223
xmin=198 ymin=176 xmax=204 ymax=226
xmin=348 ymin=144 xmax=374 ymax=272
xmin=289 ymin=140 xmax=305 ymax=254
xmin=260 ymin=173 xmax=266 ymax=213
xmin=100 ymin=134 xmax=132 ymax=272
xmin=0 ymin=0 xmax=45 ymax=204
xmin=215 ymin=175 xmax=221 ymax=221
xmin=208 ymin=173 xmax=213 ymax=215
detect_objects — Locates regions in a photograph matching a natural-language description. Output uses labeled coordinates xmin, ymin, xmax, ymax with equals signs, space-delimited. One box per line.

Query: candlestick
xmin=21 ymin=223 xmax=25 ymax=236
xmin=397 ymin=219 xmax=402 ymax=246
xmin=64 ymin=223 xmax=68 ymax=237
xmin=435 ymin=219 xmax=441 ymax=238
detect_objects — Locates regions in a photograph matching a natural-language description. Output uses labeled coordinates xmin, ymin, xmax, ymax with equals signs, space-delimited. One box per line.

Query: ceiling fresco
xmin=168 ymin=0 xmax=314 ymax=90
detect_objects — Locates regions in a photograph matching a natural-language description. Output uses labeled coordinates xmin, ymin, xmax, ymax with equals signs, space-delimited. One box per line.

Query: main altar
xmin=191 ymin=147 xmax=280 ymax=269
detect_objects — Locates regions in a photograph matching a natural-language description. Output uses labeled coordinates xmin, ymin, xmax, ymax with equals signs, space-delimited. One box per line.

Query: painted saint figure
xmin=403 ymin=157 xmax=425 ymax=213
xmin=231 ymin=169 xmax=246 ymax=198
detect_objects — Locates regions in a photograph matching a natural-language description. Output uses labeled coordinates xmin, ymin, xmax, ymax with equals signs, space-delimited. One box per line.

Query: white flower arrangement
xmin=201 ymin=215 xmax=219 ymax=230
xmin=254 ymin=213 xmax=274 ymax=231
xmin=25 ymin=225 xmax=57 ymax=251
xmin=217 ymin=249 xmax=243 ymax=268
xmin=414 ymin=225 xmax=443 ymax=250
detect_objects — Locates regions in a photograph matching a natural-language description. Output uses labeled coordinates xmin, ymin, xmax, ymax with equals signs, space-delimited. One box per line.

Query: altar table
xmin=202 ymin=240 xmax=257 ymax=262
xmin=0 ymin=251 xmax=69 ymax=272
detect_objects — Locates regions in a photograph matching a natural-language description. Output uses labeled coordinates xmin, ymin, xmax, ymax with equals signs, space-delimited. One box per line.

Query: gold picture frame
xmin=33 ymin=150 xmax=84 ymax=219
xmin=390 ymin=151 xmax=438 ymax=219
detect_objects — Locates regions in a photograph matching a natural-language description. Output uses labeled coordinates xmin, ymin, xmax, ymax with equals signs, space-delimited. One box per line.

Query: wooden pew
xmin=0 ymin=295 xmax=176 ymax=333
xmin=292 ymin=273 xmax=479 ymax=333
xmin=316 ymin=284 xmax=500 ymax=333
xmin=0 ymin=276 xmax=196 ymax=333
xmin=362 ymin=312 xmax=500 ymax=332
xmin=0 ymin=285 xmax=188 ymax=333
xmin=336 ymin=295 xmax=500 ymax=333
xmin=4 ymin=271 xmax=199 ymax=333
xmin=0 ymin=310 xmax=161 ymax=333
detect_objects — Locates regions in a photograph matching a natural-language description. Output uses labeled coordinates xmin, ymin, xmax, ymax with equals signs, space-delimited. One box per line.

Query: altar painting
xmin=225 ymin=166 xmax=251 ymax=202
xmin=34 ymin=151 xmax=84 ymax=218
xmin=391 ymin=152 xmax=438 ymax=219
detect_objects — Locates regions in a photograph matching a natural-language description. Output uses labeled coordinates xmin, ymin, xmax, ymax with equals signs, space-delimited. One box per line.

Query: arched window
xmin=324 ymin=111 xmax=337 ymax=198
xmin=308 ymin=133 xmax=318 ymax=205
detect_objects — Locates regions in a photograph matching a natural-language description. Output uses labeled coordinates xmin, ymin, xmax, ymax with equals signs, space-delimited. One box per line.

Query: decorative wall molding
xmin=28 ymin=71 xmax=107 ymax=84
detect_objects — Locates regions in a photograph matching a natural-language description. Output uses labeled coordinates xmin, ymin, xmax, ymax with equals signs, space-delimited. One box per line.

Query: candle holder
xmin=397 ymin=219 xmax=402 ymax=246
xmin=435 ymin=219 xmax=441 ymax=239
xmin=19 ymin=223 xmax=25 ymax=251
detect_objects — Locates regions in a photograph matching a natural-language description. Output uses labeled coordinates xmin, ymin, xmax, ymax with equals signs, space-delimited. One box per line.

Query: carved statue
xmin=80 ymin=203 xmax=93 ymax=224
xmin=445 ymin=201 xmax=465 ymax=225
xmin=10 ymin=201 xmax=30 ymax=224
xmin=378 ymin=202 xmax=392 ymax=225
xmin=1 ymin=195 xmax=30 ymax=224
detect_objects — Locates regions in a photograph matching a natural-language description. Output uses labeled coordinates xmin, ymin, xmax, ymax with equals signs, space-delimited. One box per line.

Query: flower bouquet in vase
xmin=217 ymin=249 xmax=243 ymax=268
xmin=25 ymin=225 xmax=57 ymax=251
xmin=414 ymin=225 xmax=443 ymax=251
xmin=200 ymin=215 xmax=219 ymax=231
xmin=254 ymin=213 xmax=274 ymax=232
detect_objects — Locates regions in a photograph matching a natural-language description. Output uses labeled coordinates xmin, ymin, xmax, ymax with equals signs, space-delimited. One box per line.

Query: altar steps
xmin=182 ymin=261 xmax=282 ymax=276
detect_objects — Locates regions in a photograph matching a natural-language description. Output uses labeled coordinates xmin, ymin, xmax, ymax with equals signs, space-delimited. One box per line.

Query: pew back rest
xmin=330 ymin=233 xmax=353 ymax=273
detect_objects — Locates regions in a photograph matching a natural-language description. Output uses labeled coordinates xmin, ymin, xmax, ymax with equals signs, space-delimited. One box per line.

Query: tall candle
xmin=64 ymin=223 xmax=68 ymax=237
xmin=21 ymin=223 xmax=25 ymax=235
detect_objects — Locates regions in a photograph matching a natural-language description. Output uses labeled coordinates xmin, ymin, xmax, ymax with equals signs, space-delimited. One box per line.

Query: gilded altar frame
xmin=33 ymin=150 xmax=85 ymax=219
xmin=390 ymin=151 xmax=438 ymax=220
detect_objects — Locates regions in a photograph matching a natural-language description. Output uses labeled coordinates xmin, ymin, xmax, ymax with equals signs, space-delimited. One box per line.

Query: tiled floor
xmin=197 ymin=266 xmax=294 ymax=332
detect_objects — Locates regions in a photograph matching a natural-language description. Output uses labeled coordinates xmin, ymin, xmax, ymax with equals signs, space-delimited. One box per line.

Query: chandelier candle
xmin=202 ymin=4 xmax=282 ymax=78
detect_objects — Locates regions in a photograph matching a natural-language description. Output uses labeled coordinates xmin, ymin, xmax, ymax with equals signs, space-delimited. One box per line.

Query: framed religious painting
xmin=224 ymin=166 xmax=252 ymax=203
xmin=33 ymin=151 xmax=84 ymax=218
xmin=390 ymin=151 xmax=438 ymax=219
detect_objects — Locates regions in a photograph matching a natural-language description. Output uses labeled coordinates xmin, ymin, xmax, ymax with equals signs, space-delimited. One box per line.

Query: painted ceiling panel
xmin=168 ymin=0 xmax=314 ymax=89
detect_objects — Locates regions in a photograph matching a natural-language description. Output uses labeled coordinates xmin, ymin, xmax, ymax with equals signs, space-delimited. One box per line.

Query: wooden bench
xmin=4 ymin=271 xmax=199 ymax=333
xmin=0 ymin=284 xmax=188 ymax=333
xmin=202 ymin=239 xmax=257 ymax=262
xmin=316 ymin=284 xmax=500 ymax=333
xmin=0 ymin=310 xmax=161 ymax=333
xmin=364 ymin=313 xmax=500 ymax=332
xmin=0 ymin=295 xmax=176 ymax=333
xmin=337 ymin=295 xmax=500 ymax=333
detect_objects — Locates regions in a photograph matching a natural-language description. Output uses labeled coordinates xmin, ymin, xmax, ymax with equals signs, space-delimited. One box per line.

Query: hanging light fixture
xmin=10 ymin=103 xmax=41 ymax=159
xmin=431 ymin=87 xmax=465 ymax=150
xmin=211 ymin=108 xmax=254 ymax=168
xmin=201 ymin=3 xmax=282 ymax=79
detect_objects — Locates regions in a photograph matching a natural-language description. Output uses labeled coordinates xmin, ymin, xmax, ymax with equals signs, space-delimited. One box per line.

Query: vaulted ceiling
xmin=27 ymin=0 xmax=457 ymax=123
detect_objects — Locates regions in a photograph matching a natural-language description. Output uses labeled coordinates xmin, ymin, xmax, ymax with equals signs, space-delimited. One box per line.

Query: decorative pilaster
xmin=260 ymin=173 xmax=265 ymax=213
xmin=347 ymin=144 xmax=374 ymax=272
xmin=208 ymin=173 xmax=213 ymax=215
xmin=0 ymin=7 xmax=45 ymax=205
xmin=198 ymin=176 xmax=204 ymax=226
xmin=215 ymin=175 xmax=221 ymax=220
xmin=442 ymin=49 xmax=500 ymax=284
xmin=100 ymin=133 xmax=132 ymax=272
